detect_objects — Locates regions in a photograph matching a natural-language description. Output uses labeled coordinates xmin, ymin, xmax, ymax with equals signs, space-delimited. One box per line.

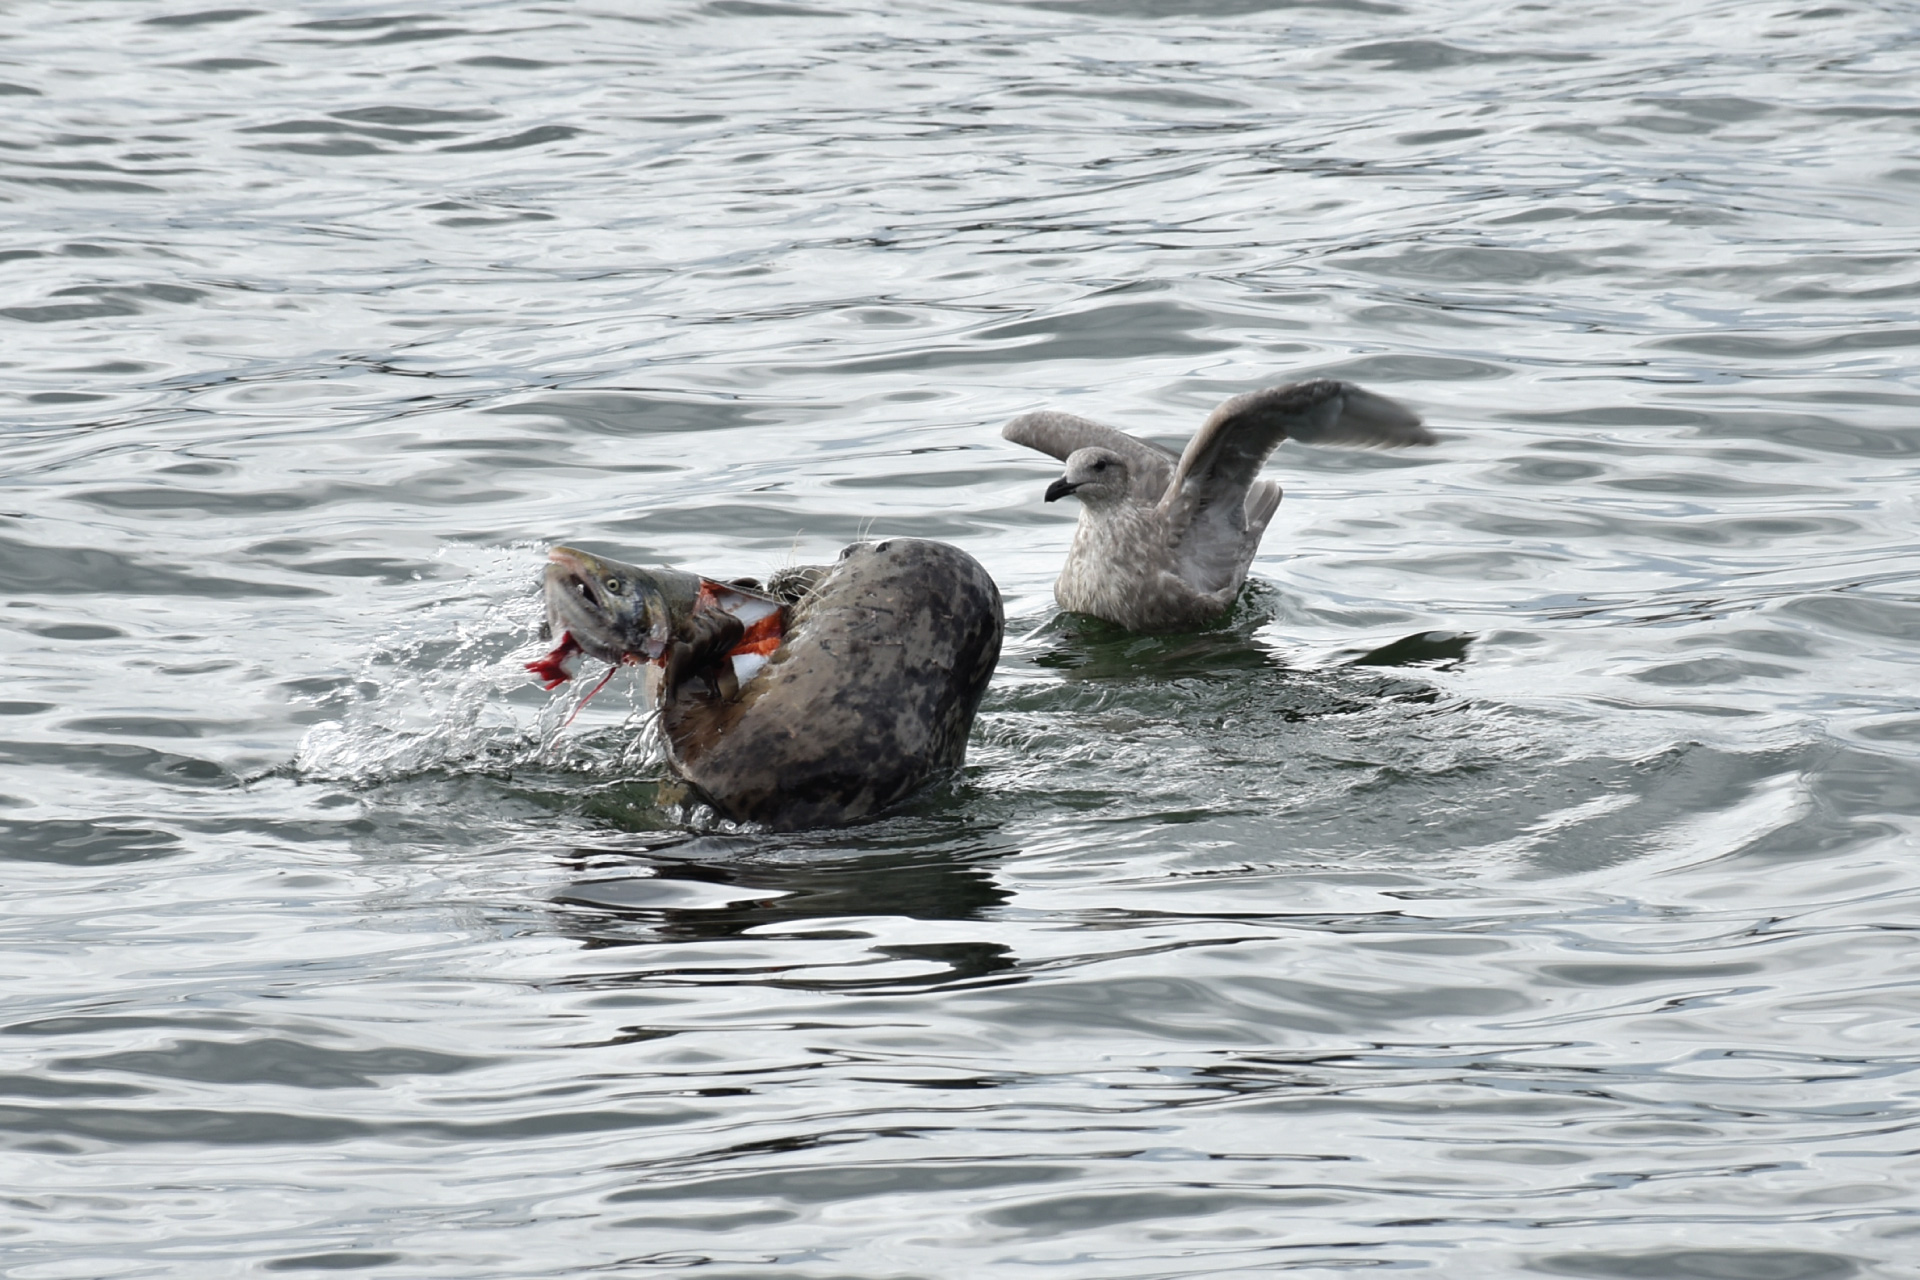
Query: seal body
xmin=534 ymin=539 xmax=1003 ymax=830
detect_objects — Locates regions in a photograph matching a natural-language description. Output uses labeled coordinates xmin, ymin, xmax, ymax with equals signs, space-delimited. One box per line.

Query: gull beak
xmin=1044 ymin=477 xmax=1079 ymax=503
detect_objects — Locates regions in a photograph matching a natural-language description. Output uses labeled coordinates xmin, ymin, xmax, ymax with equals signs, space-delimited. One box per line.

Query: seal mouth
xmin=1044 ymin=477 xmax=1079 ymax=503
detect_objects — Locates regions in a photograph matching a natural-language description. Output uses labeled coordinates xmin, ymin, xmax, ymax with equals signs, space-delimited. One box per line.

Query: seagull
xmin=1003 ymin=379 xmax=1434 ymax=633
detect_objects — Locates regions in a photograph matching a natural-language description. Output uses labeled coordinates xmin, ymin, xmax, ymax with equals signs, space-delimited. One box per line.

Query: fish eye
xmin=605 ymin=577 xmax=624 ymax=593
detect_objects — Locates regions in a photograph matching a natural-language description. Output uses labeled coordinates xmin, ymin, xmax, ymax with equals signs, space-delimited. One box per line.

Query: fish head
xmin=542 ymin=545 xmax=675 ymax=666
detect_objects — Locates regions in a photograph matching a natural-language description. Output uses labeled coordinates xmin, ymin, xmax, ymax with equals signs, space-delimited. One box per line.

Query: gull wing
xmin=1160 ymin=380 xmax=1430 ymax=536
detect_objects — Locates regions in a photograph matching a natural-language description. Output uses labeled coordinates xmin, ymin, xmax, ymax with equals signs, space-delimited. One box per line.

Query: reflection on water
xmin=5 ymin=0 xmax=1920 ymax=1274
xmin=553 ymin=842 xmax=1016 ymax=979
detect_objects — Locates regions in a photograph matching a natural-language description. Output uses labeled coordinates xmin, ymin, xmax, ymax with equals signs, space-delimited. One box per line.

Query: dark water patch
xmin=1312 ymin=352 xmax=1511 ymax=382
xmin=441 ymin=125 xmax=583 ymax=153
xmin=263 ymin=1253 xmax=404 ymax=1273
xmin=1803 ymin=748 xmax=1920 ymax=818
xmin=0 ymin=1101 xmax=705 ymax=1146
xmin=1656 ymin=329 xmax=1920 ymax=359
xmin=1341 ymin=245 xmax=1609 ymax=284
xmin=271 ymin=556 xmax=446 ymax=584
xmin=0 ymin=1073 xmax=150 ymax=1100
xmin=1397 ymin=126 xmax=1486 ymax=145
xmin=1020 ymin=84 xmax=1250 ymax=113
xmin=1641 ymin=95 xmax=1776 ymax=123
xmin=552 ymin=847 xmax=1013 ymax=953
xmin=1627 ymin=657 xmax=1798 ymax=686
xmin=279 ymin=17 xmax=470 ymax=46
xmin=1579 ymin=202 xmax=1742 ymax=226
xmin=611 ymin=1208 xmax=795 ymax=1230
xmin=609 ymin=1159 xmax=1078 ymax=1205
xmin=796 ymin=297 xmax=1231 ymax=376
xmin=1446 ymin=503 xmax=1858 ymax=549
xmin=1779 ymin=594 xmax=1920 ymax=643
xmin=600 ymin=501 xmax=984 ymax=546
xmin=485 ymin=393 xmax=795 ymax=438
xmin=21 ymin=622 xmax=125 ymax=641
xmin=1530 ymin=1248 xmax=1860 ymax=1279
xmin=1022 ymin=0 xmax=1407 ymax=14
xmin=288 ymin=14 xmax=431 ymax=31
xmin=169 ymin=57 xmax=278 ymax=71
xmin=1852 ymin=718 xmax=1920 ymax=744
xmin=0 ymin=741 xmax=234 ymax=787
xmin=702 ymin=0 xmax=834 ymax=16
xmin=459 ymin=55 xmax=555 ymax=70
xmin=831 ymin=464 xmax=1018 ymax=491
xmin=1508 ymin=405 xmax=1710 ymax=429
xmin=251 ymin=139 xmax=389 ymax=157
xmin=143 ymin=8 xmax=262 ymax=26
xmin=1501 ymin=456 xmax=1606 ymax=483
xmin=1 ymin=175 xmax=167 ymax=196
xmin=1340 ymin=39 xmax=1596 ymax=69
xmin=242 ymin=118 xmax=466 ymax=145
xmin=78 ymin=475 xmax=523 ymax=515
xmin=59 ymin=715 xmax=224 ymax=738
xmin=1598 ymin=471 xmax=1830 ymax=498
xmin=1542 ymin=961 xmax=1764 ymax=987
xmin=332 ymin=105 xmax=501 ymax=126
xmin=0 ymin=535 xmax=324 ymax=599
xmin=1345 ymin=630 xmax=1472 ymax=669
xmin=984 ymin=1188 xmax=1295 ymax=1232
xmin=5 ymin=1013 xmax=252 ymax=1037
xmin=2 ymin=295 xmax=144 ymax=324
xmin=0 ymin=818 xmax=182 ymax=865
xmin=51 ymin=1039 xmax=490 ymax=1089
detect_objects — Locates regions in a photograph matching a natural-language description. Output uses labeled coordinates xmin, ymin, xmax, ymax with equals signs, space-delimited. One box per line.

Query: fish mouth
xmin=1044 ymin=477 xmax=1080 ymax=503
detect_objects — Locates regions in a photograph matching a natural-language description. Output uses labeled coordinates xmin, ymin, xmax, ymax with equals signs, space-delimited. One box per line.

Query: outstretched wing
xmin=1003 ymin=409 xmax=1178 ymax=500
xmin=1160 ymin=380 xmax=1429 ymax=534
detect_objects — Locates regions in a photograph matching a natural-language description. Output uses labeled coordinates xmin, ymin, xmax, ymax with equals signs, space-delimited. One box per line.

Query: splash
xmin=292 ymin=545 xmax=663 ymax=784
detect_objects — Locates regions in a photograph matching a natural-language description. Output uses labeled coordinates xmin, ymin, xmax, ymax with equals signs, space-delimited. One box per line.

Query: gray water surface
xmin=6 ymin=1 xmax=1920 ymax=1276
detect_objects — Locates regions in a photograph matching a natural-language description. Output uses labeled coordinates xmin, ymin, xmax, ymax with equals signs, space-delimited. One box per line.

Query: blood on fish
xmin=563 ymin=663 xmax=622 ymax=727
xmin=526 ymin=632 xmax=582 ymax=690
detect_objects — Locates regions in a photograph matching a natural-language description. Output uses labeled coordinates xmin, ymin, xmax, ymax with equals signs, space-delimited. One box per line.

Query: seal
xmin=531 ymin=539 xmax=1003 ymax=830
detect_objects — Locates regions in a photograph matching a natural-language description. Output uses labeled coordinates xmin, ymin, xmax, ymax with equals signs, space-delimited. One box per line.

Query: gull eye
xmin=1092 ymin=459 xmax=1108 ymax=471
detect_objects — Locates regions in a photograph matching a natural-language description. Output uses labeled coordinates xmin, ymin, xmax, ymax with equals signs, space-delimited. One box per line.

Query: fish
xmin=531 ymin=545 xmax=787 ymax=702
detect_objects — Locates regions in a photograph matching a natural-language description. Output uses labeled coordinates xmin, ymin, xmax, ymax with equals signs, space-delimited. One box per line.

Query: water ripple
xmin=5 ymin=0 xmax=1920 ymax=1274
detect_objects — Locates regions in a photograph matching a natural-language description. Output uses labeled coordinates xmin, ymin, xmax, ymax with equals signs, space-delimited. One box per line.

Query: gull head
xmin=1045 ymin=446 xmax=1132 ymax=508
